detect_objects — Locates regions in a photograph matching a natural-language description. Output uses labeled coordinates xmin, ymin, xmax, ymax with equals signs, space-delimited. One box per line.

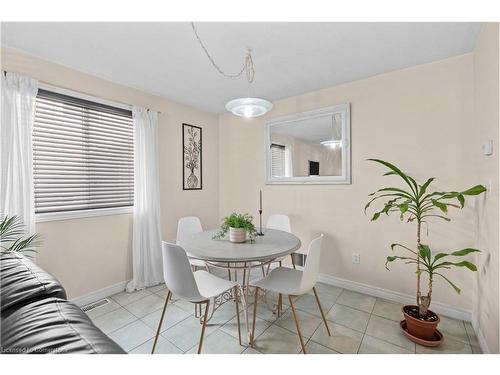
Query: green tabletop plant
xmin=213 ymin=213 xmax=257 ymax=243
xmin=365 ymin=159 xmax=485 ymax=343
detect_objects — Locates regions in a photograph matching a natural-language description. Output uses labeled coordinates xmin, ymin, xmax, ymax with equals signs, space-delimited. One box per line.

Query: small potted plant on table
xmin=214 ymin=213 xmax=257 ymax=243
xmin=365 ymin=159 xmax=486 ymax=346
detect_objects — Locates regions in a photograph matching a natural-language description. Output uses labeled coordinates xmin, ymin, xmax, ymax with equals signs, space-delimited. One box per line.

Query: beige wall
xmin=471 ymin=23 xmax=499 ymax=353
xmin=1 ymin=47 xmax=220 ymax=299
xmin=219 ymin=54 xmax=479 ymax=312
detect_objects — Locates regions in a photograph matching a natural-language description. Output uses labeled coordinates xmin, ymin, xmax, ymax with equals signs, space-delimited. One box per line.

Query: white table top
xmin=179 ymin=228 xmax=301 ymax=263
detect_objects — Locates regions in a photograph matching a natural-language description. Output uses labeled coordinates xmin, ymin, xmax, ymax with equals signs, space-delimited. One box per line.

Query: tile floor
xmin=85 ymin=268 xmax=482 ymax=354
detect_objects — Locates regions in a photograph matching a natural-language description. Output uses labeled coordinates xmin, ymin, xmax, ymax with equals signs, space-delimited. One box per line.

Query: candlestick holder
xmin=257 ymin=209 xmax=264 ymax=236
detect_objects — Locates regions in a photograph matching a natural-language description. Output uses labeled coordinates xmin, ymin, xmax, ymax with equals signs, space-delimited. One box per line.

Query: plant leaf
xmin=434 ymin=261 xmax=477 ymax=271
xmin=450 ymin=248 xmax=481 ymax=257
xmin=435 ymin=273 xmax=461 ymax=294
xmin=418 ymin=244 xmax=432 ymax=263
xmin=431 ymin=199 xmax=448 ymax=213
xmin=418 ymin=177 xmax=435 ymax=198
xmin=367 ymin=159 xmax=418 ymax=196
xmin=462 ymin=185 xmax=487 ymax=196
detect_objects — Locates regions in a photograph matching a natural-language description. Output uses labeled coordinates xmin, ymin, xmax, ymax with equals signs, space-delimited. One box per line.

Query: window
xmin=33 ymin=89 xmax=134 ymax=218
xmin=270 ymin=143 xmax=285 ymax=177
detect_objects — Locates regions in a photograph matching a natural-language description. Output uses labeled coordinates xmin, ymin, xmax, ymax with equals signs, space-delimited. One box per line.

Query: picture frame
xmin=182 ymin=123 xmax=203 ymax=190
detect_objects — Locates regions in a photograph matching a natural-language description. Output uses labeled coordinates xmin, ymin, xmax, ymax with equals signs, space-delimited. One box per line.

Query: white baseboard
xmin=317 ymin=273 xmax=472 ymax=322
xmin=471 ymin=315 xmax=491 ymax=354
xmin=71 ymin=280 xmax=128 ymax=307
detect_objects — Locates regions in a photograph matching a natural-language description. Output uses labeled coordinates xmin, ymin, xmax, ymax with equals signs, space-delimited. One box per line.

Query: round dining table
xmin=179 ymin=228 xmax=301 ymax=344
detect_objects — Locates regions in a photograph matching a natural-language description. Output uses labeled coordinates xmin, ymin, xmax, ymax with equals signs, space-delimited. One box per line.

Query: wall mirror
xmin=265 ymin=104 xmax=351 ymax=185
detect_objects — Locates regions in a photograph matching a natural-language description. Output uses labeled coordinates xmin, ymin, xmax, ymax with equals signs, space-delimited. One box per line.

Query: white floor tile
xmin=131 ymin=337 xmax=183 ymax=354
xmin=252 ymin=325 xmax=302 ymax=354
xmin=141 ymin=303 xmax=191 ymax=333
xmin=359 ymin=334 xmax=414 ymax=354
xmin=92 ymin=307 xmax=137 ymax=335
xmin=309 ymin=322 xmax=363 ymax=354
xmin=125 ymin=294 xmax=165 ymax=318
xmin=336 ymin=290 xmax=376 ymax=313
xmin=365 ymin=315 xmax=415 ymax=351
xmin=109 ymin=320 xmax=155 ymax=352
xmin=111 ymin=289 xmax=152 ymax=306
xmin=186 ymin=330 xmax=245 ymax=354
xmin=326 ymin=303 xmax=370 ymax=333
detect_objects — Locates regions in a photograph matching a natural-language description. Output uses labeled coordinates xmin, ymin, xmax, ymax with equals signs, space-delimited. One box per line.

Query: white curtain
xmin=0 ymin=72 xmax=38 ymax=240
xmin=126 ymin=107 xmax=163 ymax=292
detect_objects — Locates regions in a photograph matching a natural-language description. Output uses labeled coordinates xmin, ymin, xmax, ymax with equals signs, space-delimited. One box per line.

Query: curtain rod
xmin=2 ymin=71 xmax=162 ymax=114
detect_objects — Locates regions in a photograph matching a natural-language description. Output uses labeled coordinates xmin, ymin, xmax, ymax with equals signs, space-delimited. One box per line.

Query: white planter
xmin=229 ymin=227 xmax=247 ymax=243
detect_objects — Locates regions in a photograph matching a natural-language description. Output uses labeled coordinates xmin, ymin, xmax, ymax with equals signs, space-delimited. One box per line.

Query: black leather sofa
xmin=0 ymin=252 xmax=125 ymax=354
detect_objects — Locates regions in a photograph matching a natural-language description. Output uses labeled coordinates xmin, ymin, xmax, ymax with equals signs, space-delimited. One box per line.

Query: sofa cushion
xmin=0 ymin=252 xmax=66 ymax=315
xmin=0 ymin=298 xmax=125 ymax=354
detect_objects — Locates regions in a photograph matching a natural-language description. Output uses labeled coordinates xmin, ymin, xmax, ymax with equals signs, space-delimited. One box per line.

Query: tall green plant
xmin=0 ymin=215 xmax=40 ymax=254
xmin=365 ymin=159 xmax=486 ymax=316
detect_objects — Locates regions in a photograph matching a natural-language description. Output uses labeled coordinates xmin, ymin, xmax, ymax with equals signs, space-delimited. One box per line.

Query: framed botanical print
xmin=182 ymin=123 xmax=202 ymax=190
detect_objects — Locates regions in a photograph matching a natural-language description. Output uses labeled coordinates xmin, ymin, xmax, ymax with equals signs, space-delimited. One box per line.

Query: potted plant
xmin=0 ymin=214 xmax=40 ymax=254
xmin=365 ymin=159 xmax=486 ymax=345
xmin=214 ymin=213 xmax=257 ymax=243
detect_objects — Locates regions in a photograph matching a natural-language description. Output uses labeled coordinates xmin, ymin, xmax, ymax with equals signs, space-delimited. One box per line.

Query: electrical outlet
xmin=352 ymin=254 xmax=360 ymax=264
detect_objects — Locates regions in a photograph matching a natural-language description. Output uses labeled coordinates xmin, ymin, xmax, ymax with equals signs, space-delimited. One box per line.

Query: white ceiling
xmin=1 ymin=22 xmax=480 ymax=114
xmin=271 ymin=115 xmax=340 ymax=144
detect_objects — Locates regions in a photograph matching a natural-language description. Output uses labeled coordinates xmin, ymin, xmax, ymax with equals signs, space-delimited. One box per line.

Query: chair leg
xmin=291 ymin=254 xmax=296 ymax=269
xmin=251 ymin=286 xmax=259 ymax=346
xmin=288 ymin=295 xmax=306 ymax=354
xmin=197 ymin=300 xmax=210 ymax=354
xmin=277 ymin=293 xmax=282 ymax=317
xmin=227 ymin=263 xmax=232 ymax=280
xmin=193 ymin=267 xmax=199 ymax=318
xmin=312 ymin=286 xmax=331 ymax=336
xmin=234 ymin=286 xmax=242 ymax=345
xmin=152 ymin=290 xmax=172 ymax=354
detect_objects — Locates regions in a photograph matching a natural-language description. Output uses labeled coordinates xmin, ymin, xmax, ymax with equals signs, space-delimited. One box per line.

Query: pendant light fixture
xmin=191 ymin=23 xmax=273 ymax=118
xmin=320 ymin=114 xmax=342 ymax=149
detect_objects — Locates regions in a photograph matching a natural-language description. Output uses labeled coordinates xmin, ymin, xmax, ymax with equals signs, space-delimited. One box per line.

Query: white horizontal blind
xmin=33 ymin=89 xmax=134 ymax=214
xmin=270 ymin=143 xmax=285 ymax=177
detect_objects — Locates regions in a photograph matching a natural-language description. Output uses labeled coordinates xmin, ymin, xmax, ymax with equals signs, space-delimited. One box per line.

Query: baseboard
xmin=316 ymin=273 xmax=472 ymax=322
xmin=471 ymin=315 xmax=492 ymax=354
xmin=71 ymin=280 xmax=128 ymax=307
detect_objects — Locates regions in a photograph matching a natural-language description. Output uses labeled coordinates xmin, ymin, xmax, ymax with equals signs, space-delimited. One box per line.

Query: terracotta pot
xmin=402 ymin=305 xmax=440 ymax=341
xmin=229 ymin=227 xmax=246 ymax=243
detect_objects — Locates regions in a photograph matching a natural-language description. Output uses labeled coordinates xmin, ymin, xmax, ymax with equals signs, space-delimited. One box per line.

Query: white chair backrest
xmin=266 ymin=214 xmax=291 ymax=233
xmin=161 ymin=241 xmax=204 ymax=302
xmin=176 ymin=216 xmax=203 ymax=244
xmin=298 ymin=234 xmax=324 ymax=294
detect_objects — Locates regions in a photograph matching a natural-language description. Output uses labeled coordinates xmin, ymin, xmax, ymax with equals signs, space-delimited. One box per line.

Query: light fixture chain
xmin=191 ymin=22 xmax=254 ymax=83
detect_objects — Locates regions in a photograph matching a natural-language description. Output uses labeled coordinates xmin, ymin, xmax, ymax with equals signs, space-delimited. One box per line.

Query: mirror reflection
xmin=270 ymin=113 xmax=342 ymax=178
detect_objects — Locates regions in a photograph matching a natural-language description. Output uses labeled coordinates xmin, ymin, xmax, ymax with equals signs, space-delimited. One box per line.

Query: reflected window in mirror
xmin=266 ymin=104 xmax=350 ymax=185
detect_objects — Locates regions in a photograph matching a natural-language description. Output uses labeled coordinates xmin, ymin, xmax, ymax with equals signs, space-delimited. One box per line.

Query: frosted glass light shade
xmin=225 ymin=97 xmax=273 ymax=118
xmin=320 ymin=140 xmax=342 ymax=149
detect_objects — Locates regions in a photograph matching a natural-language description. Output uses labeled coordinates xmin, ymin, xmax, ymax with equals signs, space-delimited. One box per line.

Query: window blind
xmin=270 ymin=143 xmax=285 ymax=177
xmin=33 ymin=89 xmax=134 ymax=214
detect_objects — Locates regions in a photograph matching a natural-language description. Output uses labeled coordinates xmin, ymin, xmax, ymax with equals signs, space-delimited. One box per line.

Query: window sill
xmin=35 ymin=206 xmax=133 ymax=223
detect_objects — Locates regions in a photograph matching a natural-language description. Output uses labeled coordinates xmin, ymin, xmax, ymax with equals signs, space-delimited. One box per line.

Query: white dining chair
xmin=250 ymin=234 xmax=330 ymax=354
xmin=152 ymin=242 xmax=246 ymax=354
xmin=266 ymin=214 xmax=292 ymax=233
xmin=176 ymin=216 xmax=208 ymax=270
xmin=177 ymin=216 xmax=235 ymax=283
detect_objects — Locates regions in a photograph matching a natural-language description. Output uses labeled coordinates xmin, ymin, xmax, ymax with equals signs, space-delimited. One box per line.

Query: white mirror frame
xmin=265 ymin=103 xmax=351 ymax=185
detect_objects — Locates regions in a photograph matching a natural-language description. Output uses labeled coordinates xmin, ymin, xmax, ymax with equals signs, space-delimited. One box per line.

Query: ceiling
xmin=1 ymin=22 xmax=480 ymax=114
xmin=271 ymin=114 xmax=341 ymax=144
